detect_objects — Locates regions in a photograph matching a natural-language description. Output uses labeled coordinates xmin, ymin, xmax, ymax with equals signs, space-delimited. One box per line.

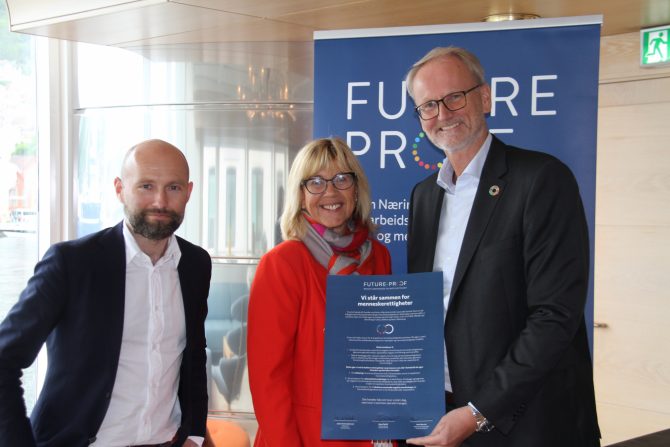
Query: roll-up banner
xmin=313 ymin=16 xmax=602 ymax=347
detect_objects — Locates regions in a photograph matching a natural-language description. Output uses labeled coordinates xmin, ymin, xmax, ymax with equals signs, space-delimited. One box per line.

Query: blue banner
xmin=314 ymin=16 xmax=601 ymax=346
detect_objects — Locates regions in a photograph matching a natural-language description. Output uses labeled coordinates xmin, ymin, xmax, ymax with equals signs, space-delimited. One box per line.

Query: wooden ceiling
xmin=7 ymin=0 xmax=670 ymax=47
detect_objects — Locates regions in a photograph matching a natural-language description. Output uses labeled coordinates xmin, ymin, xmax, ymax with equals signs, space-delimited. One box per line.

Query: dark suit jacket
xmin=407 ymin=136 xmax=600 ymax=446
xmin=0 ymin=222 xmax=211 ymax=446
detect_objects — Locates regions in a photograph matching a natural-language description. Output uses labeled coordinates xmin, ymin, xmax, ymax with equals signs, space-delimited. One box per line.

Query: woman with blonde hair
xmin=248 ymin=137 xmax=397 ymax=447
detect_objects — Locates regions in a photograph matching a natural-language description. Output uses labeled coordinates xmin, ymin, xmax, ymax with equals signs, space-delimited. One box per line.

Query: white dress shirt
xmin=94 ymin=223 xmax=202 ymax=446
xmin=433 ymin=134 xmax=492 ymax=392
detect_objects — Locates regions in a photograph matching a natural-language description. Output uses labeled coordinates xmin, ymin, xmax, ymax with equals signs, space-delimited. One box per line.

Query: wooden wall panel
xmin=596 ymin=403 xmax=670 ymax=444
xmin=599 ymin=32 xmax=670 ymax=84
xmin=597 ymin=101 xmax=670 ymax=226
xmin=595 ymin=32 xmax=670 ymax=446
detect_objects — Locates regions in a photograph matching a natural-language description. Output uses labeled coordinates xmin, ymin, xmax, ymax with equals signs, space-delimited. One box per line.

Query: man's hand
xmin=405 ymin=406 xmax=476 ymax=447
xmin=183 ymin=439 xmax=199 ymax=447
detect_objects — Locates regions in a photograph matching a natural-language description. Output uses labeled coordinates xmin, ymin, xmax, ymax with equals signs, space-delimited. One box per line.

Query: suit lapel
xmin=176 ymin=237 xmax=194 ymax=341
xmin=420 ymin=181 xmax=445 ymax=273
xmin=101 ymin=222 xmax=127 ymax=308
xmin=97 ymin=223 xmax=128 ymax=358
xmin=450 ymin=137 xmax=508 ymax=301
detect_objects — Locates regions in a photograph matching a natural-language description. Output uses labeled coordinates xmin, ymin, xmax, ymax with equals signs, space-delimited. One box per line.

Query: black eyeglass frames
xmin=301 ymin=172 xmax=356 ymax=194
xmin=414 ymin=84 xmax=482 ymax=120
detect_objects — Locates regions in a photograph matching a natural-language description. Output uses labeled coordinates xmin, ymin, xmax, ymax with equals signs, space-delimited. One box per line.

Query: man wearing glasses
xmin=403 ymin=47 xmax=600 ymax=447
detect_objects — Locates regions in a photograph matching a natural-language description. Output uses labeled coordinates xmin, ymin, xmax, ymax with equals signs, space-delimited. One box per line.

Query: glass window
xmin=0 ymin=2 xmax=38 ymax=413
xmin=73 ymin=43 xmax=312 ymax=254
xmin=206 ymin=260 xmax=256 ymax=415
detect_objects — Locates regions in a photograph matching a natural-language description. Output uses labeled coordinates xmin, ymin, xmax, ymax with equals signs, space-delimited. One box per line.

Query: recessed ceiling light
xmin=483 ymin=13 xmax=541 ymax=22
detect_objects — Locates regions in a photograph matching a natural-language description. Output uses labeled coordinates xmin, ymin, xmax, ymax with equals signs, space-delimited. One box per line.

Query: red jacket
xmin=248 ymin=239 xmax=392 ymax=447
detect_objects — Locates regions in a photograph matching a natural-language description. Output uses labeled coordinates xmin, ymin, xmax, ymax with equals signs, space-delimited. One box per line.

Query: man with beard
xmin=0 ymin=139 xmax=211 ymax=447
xmin=403 ymin=47 xmax=600 ymax=447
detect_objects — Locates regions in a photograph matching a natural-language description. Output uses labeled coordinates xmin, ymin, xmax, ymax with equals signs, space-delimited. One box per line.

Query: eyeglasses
xmin=302 ymin=172 xmax=356 ymax=194
xmin=415 ymin=84 xmax=482 ymax=120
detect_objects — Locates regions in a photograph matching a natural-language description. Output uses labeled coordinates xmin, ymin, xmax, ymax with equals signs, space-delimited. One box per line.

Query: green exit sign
xmin=641 ymin=25 xmax=670 ymax=67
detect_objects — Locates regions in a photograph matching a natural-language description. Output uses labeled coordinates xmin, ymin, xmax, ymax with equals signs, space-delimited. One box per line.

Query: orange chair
xmin=204 ymin=418 xmax=251 ymax=447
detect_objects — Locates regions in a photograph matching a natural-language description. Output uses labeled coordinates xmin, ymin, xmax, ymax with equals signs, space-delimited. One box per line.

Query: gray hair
xmin=405 ymin=46 xmax=486 ymax=99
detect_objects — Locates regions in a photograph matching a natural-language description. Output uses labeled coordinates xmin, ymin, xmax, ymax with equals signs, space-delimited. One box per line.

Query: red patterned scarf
xmin=301 ymin=213 xmax=373 ymax=275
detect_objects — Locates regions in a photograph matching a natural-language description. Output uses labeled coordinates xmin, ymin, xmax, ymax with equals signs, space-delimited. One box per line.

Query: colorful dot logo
xmin=412 ymin=132 xmax=442 ymax=170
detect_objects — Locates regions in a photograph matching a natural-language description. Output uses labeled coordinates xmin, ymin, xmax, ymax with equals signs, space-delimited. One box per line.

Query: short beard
xmin=428 ymin=133 xmax=469 ymax=156
xmin=126 ymin=207 xmax=183 ymax=240
xmin=430 ymin=121 xmax=488 ymax=156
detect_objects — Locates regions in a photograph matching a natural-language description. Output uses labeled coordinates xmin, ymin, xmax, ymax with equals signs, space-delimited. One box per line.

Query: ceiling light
xmin=483 ymin=13 xmax=540 ymax=22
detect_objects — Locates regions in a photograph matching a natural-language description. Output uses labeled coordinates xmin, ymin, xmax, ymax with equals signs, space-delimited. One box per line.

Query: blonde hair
xmin=405 ymin=46 xmax=486 ymax=99
xmin=280 ymin=137 xmax=375 ymax=240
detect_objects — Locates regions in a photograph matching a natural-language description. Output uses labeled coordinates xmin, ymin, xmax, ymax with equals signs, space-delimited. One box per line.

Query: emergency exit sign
xmin=641 ymin=25 xmax=670 ymax=67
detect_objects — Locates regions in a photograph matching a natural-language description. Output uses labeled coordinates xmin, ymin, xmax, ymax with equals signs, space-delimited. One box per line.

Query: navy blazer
xmin=407 ymin=136 xmax=600 ymax=446
xmin=0 ymin=222 xmax=211 ymax=446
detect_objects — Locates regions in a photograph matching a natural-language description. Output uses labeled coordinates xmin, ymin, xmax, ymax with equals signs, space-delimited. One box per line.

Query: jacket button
xmin=88 ymin=436 xmax=97 ymax=444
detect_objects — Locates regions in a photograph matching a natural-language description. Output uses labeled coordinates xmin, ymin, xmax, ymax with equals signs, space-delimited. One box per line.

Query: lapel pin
xmin=488 ymin=185 xmax=500 ymax=196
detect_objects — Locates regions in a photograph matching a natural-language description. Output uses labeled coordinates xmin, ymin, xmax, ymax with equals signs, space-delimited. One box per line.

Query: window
xmin=0 ymin=2 xmax=38 ymax=412
xmin=206 ymin=260 xmax=255 ymax=413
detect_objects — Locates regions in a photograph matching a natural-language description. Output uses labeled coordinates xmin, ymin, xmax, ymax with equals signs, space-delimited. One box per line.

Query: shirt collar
xmin=436 ymin=133 xmax=493 ymax=192
xmin=122 ymin=220 xmax=181 ymax=268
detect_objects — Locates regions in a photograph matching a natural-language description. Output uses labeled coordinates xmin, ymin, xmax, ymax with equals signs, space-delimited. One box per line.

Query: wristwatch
xmin=467 ymin=402 xmax=495 ymax=433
